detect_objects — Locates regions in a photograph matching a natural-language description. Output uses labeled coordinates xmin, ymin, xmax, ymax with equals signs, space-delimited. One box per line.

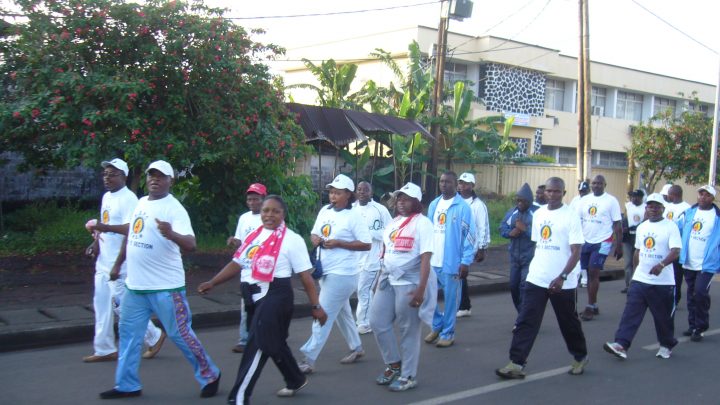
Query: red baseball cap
xmin=247 ymin=183 xmax=267 ymax=196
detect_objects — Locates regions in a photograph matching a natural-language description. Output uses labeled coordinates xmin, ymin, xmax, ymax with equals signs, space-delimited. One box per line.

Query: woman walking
xmin=298 ymin=174 xmax=372 ymax=373
xmin=370 ymin=182 xmax=437 ymax=391
xmin=198 ymin=195 xmax=328 ymax=404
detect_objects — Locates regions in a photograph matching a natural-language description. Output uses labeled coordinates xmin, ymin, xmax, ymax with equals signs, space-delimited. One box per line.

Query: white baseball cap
xmin=393 ymin=182 xmax=422 ymax=202
xmin=326 ymin=174 xmax=354 ymax=192
xmin=458 ymin=172 xmax=476 ymax=184
xmin=660 ymin=184 xmax=672 ymax=196
xmin=697 ymin=184 xmax=717 ymax=197
xmin=145 ymin=160 xmax=174 ymax=177
xmin=101 ymin=158 xmax=129 ymax=176
xmin=646 ymin=193 xmax=665 ymax=205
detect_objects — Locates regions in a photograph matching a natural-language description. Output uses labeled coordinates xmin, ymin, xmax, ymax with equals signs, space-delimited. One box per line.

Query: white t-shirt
xmin=625 ymin=202 xmax=646 ymax=228
xmin=664 ymin=201 xmax=691 ymax=223
xmin=234 ymin=211 xmax=262 ymax=242
xmin=232 ymin=227 xmax=312 ymax=301
xmin=577 ymin=193 xmax=622 ymax=243
xmin=96 ymin=187 xmax=138 ymax=274
xmin=684 ymin=208 xmax=716 ymax=271
xmin=353 ymin=200 xmax=392 ymax=272
xmin=634 ymin=219 xmax=682 ymax=285
xmin=465 ymin=196 xmax=490 ymax=250
xmin=311 ymin=205 xmax=372 ymax=276
xmin=125 ymin=194 xmax=194 ymax=291
xmin=430 ymin=197 xmax=453 ymax=267
xmin=383 ymin=215 xmax=434 ymax=285
xmin=527 ymin=204 xmax=584 ymax=289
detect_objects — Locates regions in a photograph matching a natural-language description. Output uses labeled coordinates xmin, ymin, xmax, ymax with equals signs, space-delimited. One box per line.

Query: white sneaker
xmin=357 ymin=325 xmax=373 ymax=335
xmin=656 ymin=346 xmax=672 ymax=359
xmin=456 ymin=309 xmax=472 ymax=318
xmin=297 ymin=359 xmax=314 ymax=374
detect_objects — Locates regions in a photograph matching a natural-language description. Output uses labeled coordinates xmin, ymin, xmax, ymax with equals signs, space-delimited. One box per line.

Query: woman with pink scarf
xmin=198 ymin=195 xmax=327 ymax=404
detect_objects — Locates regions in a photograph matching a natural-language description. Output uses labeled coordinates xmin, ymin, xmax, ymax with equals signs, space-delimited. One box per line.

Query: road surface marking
xmin=642 ymin=327 xmax=720 ymax=350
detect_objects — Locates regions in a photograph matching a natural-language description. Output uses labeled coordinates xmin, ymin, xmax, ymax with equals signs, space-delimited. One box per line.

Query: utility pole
xmin=576 ymin=0 xmax=592 ymax=183
xmin=426 ymin=1 xmax=450 ymax=200
xmin=708 ymin=57 xmax=720 ymax=187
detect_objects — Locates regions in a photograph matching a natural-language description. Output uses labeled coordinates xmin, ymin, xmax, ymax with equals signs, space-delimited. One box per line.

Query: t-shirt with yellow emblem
xmin=634 ymin=218 xmax=681 ymax=285
xmin=96 ymin=186 xmax=138 ymax=274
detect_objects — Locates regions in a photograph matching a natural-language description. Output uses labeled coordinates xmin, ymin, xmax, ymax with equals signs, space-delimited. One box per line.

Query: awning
xmin=286 ymin=103 xmax=432 ymax=147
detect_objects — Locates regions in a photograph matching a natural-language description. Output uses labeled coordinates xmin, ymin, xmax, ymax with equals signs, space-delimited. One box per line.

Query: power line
xmin=226 ymin=1 xmax=441 ymax=20
xmin=630 ymin=0 xmax=718 ymax=55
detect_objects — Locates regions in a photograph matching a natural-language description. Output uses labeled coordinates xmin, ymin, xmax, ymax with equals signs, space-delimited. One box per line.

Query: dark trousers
xmin=614 ymin=281 xmax=677 ymax=350
xmin=459 ymin=278 xmax=471 ymax=311
xmin=509 ymin=282 xmax=587 ymax=366
xmin=509 ymin=258 xmax=531 ymax=313
xmin=229 ymin=278 xmax=305 ymax=404
xmin=684 ymin=270 xmax=714 ymax=332
xmin=672 ymin=260 xmax=684 ymax=304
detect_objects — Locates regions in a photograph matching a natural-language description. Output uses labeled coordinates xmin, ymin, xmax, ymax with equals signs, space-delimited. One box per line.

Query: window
xmin=616 ymin=91 xmax=644 ymax=121
xmin=444 ymin=62 xmax=467 ymax=86
xmin=688 ymin=102 xmax=710 ymax=116
xmin=558 ymin=147 xmax=577 ymax=165
xmin=591 ymin=87 xmax=606 ymax=116
xmin=654 ymin=97 xmax=676 ymax=116
xmin=545 ymin=79 xmax=565 ymax=111
xmin=593 ymin=151 xmax=627 ymax=168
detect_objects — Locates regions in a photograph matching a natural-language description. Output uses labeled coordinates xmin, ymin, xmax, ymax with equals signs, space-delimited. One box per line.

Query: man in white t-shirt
xmin=228 ymin=183 xmax=266 ymax=353
xmin=83 ymin=158 xmax=164 ymax=363
xmin=495 ymin=177 xmax=588 ymax=379
xmin=604 ymin=193 xmax=681 ymax=360
xmin=456 ymin=172 xmax=490 ymax=318
xmin=621 ymin=189 xmax=646 ymax=293
xmin=353 ymin=181 xmax=392 ymax=334
xmin=665 ymin=185 xmax=691 ymax=305
xmin=678 ymin=185 xmax=720 ymax=342
xmin=100 ymin=160 xmax=221 ymax=400
xmin=577 ymin=175 xmax=623 ymax=321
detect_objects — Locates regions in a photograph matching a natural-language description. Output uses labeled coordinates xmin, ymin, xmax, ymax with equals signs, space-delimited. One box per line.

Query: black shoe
xmin=620 ymin=288 xmax=628 ymax=294
xmin=682 ymin=328 xmax=694 ymax=337
xmin=201 ymin=373 xmax=221 ymax=398
xmin=99 ymin=389 xmax=142 ymax=399
xmin=690 ymin=330 xmax=704 ymax=342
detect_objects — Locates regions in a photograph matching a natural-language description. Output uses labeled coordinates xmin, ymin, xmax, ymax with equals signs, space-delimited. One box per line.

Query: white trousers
xmin=92 ymin=272 xmax=163 ymax=355
xmin=356 ymin=267 xmax=380 ymax=328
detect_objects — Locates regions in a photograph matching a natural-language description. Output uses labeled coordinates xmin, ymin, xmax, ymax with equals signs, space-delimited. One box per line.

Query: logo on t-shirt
xmin=667 ymin=212 xmax=674 ymax=220
xmin=633 ymin=214 xmax=641 ymax=222
xmin=389 ymin=229 xmax=398 ymax=242
xmin=644 ymin=236 xmax=656 ymax=249
xmin=321 ymin=224 xmax=332 ymax=238
xmin=246 ymin=244 xmax=260 ymax=259
xmin=132 ymin=217 xmax=144 ymax=234
xmin=438 ymin=213 xmax=447 ymax=225
xmin=540 ymin=225 xmax=552 ymax=240
xmin=692 ymin=221 xmax=703 ymax=233
xmin=102 ymin=210 xmax=110 ymax=224
xmin=587 ymin=205 xmax=598 ymax=216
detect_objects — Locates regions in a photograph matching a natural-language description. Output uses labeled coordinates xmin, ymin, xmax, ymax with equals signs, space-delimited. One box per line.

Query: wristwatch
xmin=559 ymin=273 xmax=568 ymax=280
xmin=311 ymin=304 xmax=322 ymax=310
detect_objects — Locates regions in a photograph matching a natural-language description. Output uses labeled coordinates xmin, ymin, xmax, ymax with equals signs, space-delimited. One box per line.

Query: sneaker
xmin=99 ymin=388 xmax=142 ymax=399
xmin=592 ymin=306 xmax=600 ymax=315
xmin=142 ymin=330 xmax=166 ymax=359
xmin=603 ymin=342 xmax=627 ymax=359
xmin=436 ymin=338 xmax=454 ymax=348
xmin=340 ymin=349 xmax=365 ymax=364
xmin=83 ymin=352 xmax=118 ymax=363
xmin=691 ymin=330 xmax=704 ymax=342
xmin=656 ymin=346 xmax=672 ymax=359
xmin=568 ymin=356 xmax=589 ymax=375
xmin=277 ymin=378 xmax=308 ymax=397
xmin=357 ymin=325 xmax=373 ymax=335
xmin=682 ymin=329 xmax=693 ymax=337
xmin=200 ymin=373 xmax=221 ymax=398
xmin=456 ymin=309 xmax=472 ymax=318
xmin=298 ymin=359 xmax=314 ymax=374
xmin=376 ymin=365 xmax=401 ymax=385
xmin=620 ymin=287 xmax=628 ymax=294
xmin=424 ymin=330 xmax=440 ymax=344
xmin=388 ymin=377 xmax=417 ymax=392
xmin=580 ymin=307 xmax=596 ymax=321
xmin=495 ymin=362 xmax=525 ymax=379
xmin=232 ymin=344 xmax=245 ymax=353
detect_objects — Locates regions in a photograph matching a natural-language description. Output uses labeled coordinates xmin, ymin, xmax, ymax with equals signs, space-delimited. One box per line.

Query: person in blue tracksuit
xmin=500 ymin=183 xmax=539 ymax=314
xmin=678 ymin=185 xmax=720 ymax=342
xmin=424 ymin=171 xmax=475 ymax=348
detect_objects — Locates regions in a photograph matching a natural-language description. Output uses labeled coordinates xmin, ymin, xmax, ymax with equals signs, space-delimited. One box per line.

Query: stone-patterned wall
xmin=481 ymin=63 xmax=546 ymax=156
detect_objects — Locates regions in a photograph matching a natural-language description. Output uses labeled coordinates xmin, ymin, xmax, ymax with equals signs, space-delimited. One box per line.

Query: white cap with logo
xmin=645 ymin=193 xmax=665 ymax=205
xmin=393 ymin=182 xmax=422 ymax=202
xmin=697 ymin=184 xmax=717 ymax=197
xmin=326 ymin=174 xmax=354 ymax=192
xmin=458 ymin=172 xmax=476 ymax=184
xmin=101 ymin=158 xmax=129 ymax=176
xmin=145 ymin=160 xmax=174 ymax=177
xmin=660 ymin=184 xmax=672 ymax=196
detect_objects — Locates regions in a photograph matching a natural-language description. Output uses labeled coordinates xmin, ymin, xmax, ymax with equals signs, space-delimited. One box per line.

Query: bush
xmin=484 ymin=196 xmax=515 ymax=247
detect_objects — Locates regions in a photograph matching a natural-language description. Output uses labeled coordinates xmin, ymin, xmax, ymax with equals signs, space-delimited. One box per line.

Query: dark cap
xmin=629 ymin=189 xmax=644 ymax=198
xmin=578 ymin=181 xmax=589 ymax=192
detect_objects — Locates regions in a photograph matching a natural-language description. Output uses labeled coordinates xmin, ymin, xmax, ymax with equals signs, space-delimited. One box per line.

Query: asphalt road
xmin=2 ymin=278 xmax=718 ymax=405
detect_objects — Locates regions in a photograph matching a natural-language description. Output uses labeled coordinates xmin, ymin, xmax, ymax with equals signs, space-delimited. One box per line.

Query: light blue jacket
xmin=678 ymin=204 xmax=720 ymax=273
xmin=428 ymin=194 xmax=476 ymax=274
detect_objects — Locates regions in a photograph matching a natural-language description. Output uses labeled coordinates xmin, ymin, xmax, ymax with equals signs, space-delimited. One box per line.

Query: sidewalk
xmin=0 ymin=246 xmax=624 ymax=352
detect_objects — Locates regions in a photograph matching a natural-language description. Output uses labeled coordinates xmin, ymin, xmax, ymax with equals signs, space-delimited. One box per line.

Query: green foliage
xmin=485 ymin=196 xmax=515 ymax=246
xmin=630 ymin=106 xmax=715 ymax=191
xmin=512 ymin=154 xmax=555 ymax=164
xmin=286 ymin=59 xmax=363 ymax=109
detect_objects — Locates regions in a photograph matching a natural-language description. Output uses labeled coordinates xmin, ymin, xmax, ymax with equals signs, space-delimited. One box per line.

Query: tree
xmin=286 ymin=58 xmax=362 ymax=109
xmin=630 ymin=107 xmax=715 ymax=192
xmin=0 ymin=0 xmax=312 ymax=233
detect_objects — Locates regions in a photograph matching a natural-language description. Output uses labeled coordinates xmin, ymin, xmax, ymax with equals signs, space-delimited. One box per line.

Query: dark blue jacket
xmin=500 ymin=204 xmax=539 ymax=262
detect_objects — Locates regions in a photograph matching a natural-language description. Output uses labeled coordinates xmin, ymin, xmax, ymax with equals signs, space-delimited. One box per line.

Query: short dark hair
xmin=441 ymin=171 xmax=458 ymax=181
xmin=546 ymin=177 xmax=565 ymax=191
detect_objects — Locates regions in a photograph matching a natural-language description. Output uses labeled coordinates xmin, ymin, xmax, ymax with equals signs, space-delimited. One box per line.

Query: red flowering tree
xmin=630 ymin=107 xmax=716 ymax=192
xmin=0 ymin=0 xmax=315 ymax=233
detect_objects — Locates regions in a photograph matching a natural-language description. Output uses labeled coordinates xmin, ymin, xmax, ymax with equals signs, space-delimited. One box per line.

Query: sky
xmin=208 ymin=0 xmax=720 ymax=85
